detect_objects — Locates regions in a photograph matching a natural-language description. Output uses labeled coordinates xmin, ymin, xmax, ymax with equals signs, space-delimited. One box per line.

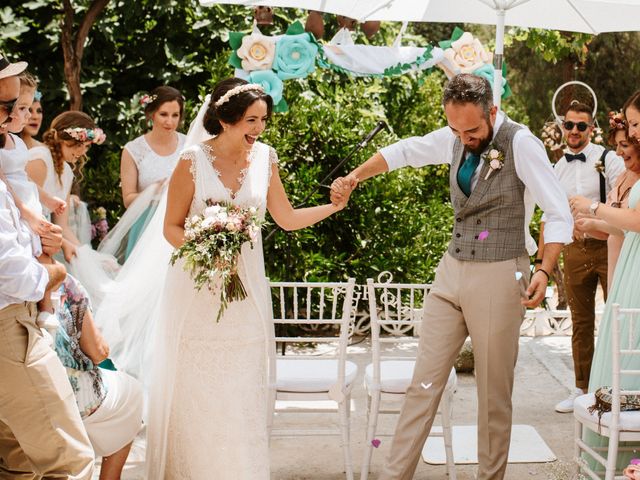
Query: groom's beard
xmin=464 ymin=123 xmax=494 ymax=156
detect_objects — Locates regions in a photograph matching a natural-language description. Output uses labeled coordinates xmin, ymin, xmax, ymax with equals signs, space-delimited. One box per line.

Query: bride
xmin=110 ymin=77 xmax=351 ymax=478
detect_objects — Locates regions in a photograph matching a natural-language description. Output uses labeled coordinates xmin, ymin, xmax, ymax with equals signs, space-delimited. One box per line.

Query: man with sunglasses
xmin=537 ymin=102 xmax=624 ymax=414
xmin=0 ymin=54 xmax=95 ymax=478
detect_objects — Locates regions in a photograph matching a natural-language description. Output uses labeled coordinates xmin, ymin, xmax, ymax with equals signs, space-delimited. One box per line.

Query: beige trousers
xmin=379 ymin=253 xmax=529 ymax=480
xmin=0 ymin=302 xmax=94 ymax=479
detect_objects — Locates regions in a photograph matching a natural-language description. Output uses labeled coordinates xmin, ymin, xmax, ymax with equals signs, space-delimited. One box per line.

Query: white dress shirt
xmin=380 ymin=112 xmax=574 ymax=254
xmin=552 ymin=143 xmax=625 ymax=200
xmin=0 ymin=180 xmax=48 ymax=310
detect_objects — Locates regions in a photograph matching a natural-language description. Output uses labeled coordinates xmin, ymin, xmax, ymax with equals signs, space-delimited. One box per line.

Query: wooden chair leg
xmin=604 ymin=430 xmax=619 ymax=480
xmin=360 ymin=391 xmax=381 ymax=480
xmin=339 ymin=398 xmax=354 ymax=480
xmin=573 ymin=418 xmax=582 ymax=477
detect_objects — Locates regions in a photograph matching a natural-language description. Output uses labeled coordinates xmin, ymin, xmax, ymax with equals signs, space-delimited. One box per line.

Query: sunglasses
xmin=563 ymin=121 xmax=592 ymax=132
xmin=0 ymin=97 xmax=17 ymax=115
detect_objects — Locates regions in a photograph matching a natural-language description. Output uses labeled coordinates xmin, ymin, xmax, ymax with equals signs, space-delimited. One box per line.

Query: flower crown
xmin=214 ymin=84 xmax=264 ymax=108
xmin=139 ymin=94 xmax=157 ymax=108
xmin=608 ymin=111 xmax=627 ymax=130
xmin=63 ymin=127 xmax=106 ymax=145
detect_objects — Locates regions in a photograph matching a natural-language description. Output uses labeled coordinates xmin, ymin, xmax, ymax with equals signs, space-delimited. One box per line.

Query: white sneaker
xmin=555 ymin=388 xmax=584 ymax=413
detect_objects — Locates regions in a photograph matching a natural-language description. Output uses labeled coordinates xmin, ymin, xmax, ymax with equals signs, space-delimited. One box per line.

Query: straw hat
xmin=0 ymin=56 xmax=28 ymax=80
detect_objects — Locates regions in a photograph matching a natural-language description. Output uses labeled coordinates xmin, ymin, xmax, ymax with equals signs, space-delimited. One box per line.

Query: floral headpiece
xmin=214 ymin=84 xmax=264 ymax=108
xmin=63 ymin=127 xmax=106 ymax=145
xmin=139 ymin=94 xmax=157 ymax=108
xmin=34 ymin=90 xmax=42 ymax=102
xmin=608 ymin=111 xmax=627 ymax=130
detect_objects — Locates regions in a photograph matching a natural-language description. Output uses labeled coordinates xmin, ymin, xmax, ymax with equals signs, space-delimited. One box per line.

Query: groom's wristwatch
xmin=589 ymin=201 xmax=601 ymax=216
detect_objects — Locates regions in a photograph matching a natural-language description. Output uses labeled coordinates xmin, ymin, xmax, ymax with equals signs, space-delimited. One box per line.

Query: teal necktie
xmin=457 ymin=153 xmax=480 ymax=197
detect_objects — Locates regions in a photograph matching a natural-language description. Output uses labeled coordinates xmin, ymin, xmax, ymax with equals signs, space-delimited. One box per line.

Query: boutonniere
xmin=483 ymin=146 xmax=505 ymax=180
xmin=595 ymin=160 xmax=605 ymax=173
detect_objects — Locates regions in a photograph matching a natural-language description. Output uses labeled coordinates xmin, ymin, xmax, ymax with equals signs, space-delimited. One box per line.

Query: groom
xmin=332 ymin=74 xmax=573 ymax=479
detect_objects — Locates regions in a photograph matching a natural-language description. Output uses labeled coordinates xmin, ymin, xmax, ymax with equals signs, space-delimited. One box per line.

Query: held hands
xmin=40 ymin=223 xmax=64 ymax=256
xmin=21 ymin=206 xmax=54 ymax=237
xmin=569 ymin=195 xmax=592 ymax=217
xmin=330 ymin=174 xmax=359 ymax=208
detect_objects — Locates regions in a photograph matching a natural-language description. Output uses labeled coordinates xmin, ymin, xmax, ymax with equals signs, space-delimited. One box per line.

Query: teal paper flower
xmin=273 ymin=33 xmax=318 ymax=80
xmin=472 ymin=63 xmax=512 ymax=99
xmin=249 ymin=70 xmax=284 ymax=106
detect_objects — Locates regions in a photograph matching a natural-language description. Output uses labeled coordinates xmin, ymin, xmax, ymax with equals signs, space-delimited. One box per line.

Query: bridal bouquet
xmin=170 ymin=200 xmax=263 ymax=321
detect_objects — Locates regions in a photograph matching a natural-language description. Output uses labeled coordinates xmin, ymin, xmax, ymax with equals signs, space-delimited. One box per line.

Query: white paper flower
xmin=490 ymin=159 xmax=502 ymax=170
xmin=237 ymin=32 xmax=276 ymax=71
xmin=489 ymin=149 xmax=500 ymax=160
xmin=442 ymin=32 xmax=491 ymax=76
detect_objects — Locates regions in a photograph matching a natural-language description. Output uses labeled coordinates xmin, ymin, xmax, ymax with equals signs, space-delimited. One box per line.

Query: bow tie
xmin=566 ymin=153 xmax=586 ymax=162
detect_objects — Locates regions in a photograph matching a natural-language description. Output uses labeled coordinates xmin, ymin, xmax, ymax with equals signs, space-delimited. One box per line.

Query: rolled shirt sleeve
xmin=0 ymin=191 xmax=48 ymax=306
xmin=380 ymin=127 xmax=455 ymax=171
xmin=513 ymin=132 xmax=574 ymax=245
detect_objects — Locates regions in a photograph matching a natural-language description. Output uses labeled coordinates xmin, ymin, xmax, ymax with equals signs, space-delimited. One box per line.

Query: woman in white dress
xmin=26 ymin=111 xmax=118 ymax=307
xmin=131 ymin=78 xmax=351 ymax=478
xmin=99 ymin=86 xmax=186 ymax=262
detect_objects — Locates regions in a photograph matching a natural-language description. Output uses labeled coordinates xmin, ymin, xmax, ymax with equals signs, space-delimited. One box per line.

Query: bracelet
xmin=534 ymin=268 xmax=550 ymax=281
xmin=533 ymin=258 xmax=543 ymax=265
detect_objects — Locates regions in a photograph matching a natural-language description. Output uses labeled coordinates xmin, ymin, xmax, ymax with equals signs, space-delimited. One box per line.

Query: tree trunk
xmin=60 ymin=0 xmax=110 ymax=111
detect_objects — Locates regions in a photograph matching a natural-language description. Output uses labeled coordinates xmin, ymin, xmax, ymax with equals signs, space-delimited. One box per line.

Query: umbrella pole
xmin=493 ymin=9 xmax=506 ymax=109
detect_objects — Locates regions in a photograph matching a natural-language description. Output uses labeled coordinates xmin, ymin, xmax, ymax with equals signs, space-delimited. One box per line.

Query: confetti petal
xmin=371 ymin=438 xmax=381 ymax=448
xmin=421 ymin=382 xmax=432 ymax=390
xmin=478 ymin=230 xmax=490 ymax=241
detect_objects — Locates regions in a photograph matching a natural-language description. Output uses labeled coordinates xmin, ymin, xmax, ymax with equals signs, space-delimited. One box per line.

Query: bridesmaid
xmin=100 ymin=86 xmax=186 ymax=261
xmin=26 ymin=111 xmax=106 ymax=261
xmin=574 ymin=111 xmax=640 ymax=289
xmin=570 ymin=91 xmax=640 ymax=472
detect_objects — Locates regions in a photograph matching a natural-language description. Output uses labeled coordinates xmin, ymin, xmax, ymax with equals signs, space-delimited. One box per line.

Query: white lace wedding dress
xmin=145 ymin=140 xmax=275 ymax=479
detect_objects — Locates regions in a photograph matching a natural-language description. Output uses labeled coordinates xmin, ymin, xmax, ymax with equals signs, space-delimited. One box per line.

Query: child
xmin=0 ymin=72 xmax=63 ymax=331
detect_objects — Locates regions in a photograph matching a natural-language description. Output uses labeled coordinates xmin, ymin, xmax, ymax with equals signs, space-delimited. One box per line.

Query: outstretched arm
xmin=267 ymin=162 xmax=350 ymax=231
xmin=571 ymin=194 xmax=640 ymax=233
xmin=330 ymin=152 xmax=389 ymax=204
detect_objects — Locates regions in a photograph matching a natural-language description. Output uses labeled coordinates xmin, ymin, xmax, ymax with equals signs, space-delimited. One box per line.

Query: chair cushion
xmin=574 ymin=393 xmax=640 ymax=431
xmin=276 ymin=359 xmax=358 ymax=393
xmin=364 ymin=360 xmax=456 ymax=394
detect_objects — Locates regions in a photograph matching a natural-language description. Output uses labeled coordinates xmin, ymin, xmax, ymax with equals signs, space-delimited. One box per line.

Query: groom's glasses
xmin=562 ymin=121 xmax=591 ymax=132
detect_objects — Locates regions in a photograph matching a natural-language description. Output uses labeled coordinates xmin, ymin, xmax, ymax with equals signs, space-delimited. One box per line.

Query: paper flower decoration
xmin=236 ymin=31 xmax=276 ymax=71
xmin=248 ymin=70 xmax=284 ymax=107
xmin=273 ymin=32 xmax=319 ymax=80
xmin=439 ymin=29 xmax=491 ymax=78
xmin=473 ymin=63 xmax=511 ymax=100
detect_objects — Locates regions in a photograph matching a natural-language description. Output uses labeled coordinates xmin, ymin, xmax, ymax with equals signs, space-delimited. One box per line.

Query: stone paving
xmin=106 ymin=335 xmax=579 ymax=479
